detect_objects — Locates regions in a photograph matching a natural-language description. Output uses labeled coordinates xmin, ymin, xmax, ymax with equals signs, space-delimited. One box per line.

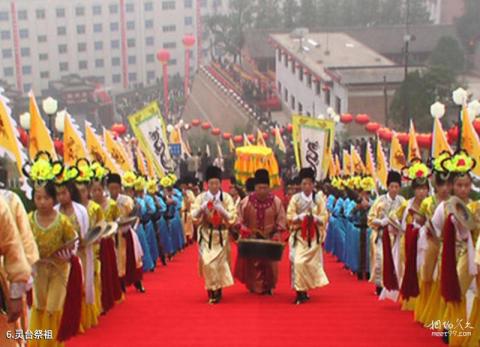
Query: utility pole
xmin=403 ymin=0 xmax=411 ymax=120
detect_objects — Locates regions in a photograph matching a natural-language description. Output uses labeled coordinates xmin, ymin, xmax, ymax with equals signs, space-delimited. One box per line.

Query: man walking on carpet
xmin=235 ymin=169 xmax=286 ymax=295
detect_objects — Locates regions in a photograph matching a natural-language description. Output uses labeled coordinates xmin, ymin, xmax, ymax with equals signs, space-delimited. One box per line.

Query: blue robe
xmin=324 ymin=194 xmax=336 ymax=254
xmin=135 ymin=197 xmax=155 ymax=271
xmin=155 ymin=195 xmax=174 ymax=255
xmin=144 ymin=194 xmax=160 ymax=266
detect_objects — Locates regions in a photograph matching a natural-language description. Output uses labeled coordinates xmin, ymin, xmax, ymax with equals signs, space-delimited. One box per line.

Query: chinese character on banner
xmin=169 ymin=143 xmax=181 ymax=157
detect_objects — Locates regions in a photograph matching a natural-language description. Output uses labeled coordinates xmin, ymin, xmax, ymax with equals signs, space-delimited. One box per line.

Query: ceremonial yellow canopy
xmin=234 ymin=145 xmax=280 ymax=187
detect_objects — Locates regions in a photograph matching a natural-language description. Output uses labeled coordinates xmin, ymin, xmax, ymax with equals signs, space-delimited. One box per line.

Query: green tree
xmin=430 ymin=36 xmax=465 ymax=75
xmin=455 ymin=0 xmax=480 ymax=54
xmin=283 ymin=0 xmax=300 ymax=30
xmin=299 ymin=0 xmax=318 ymax=29
xmin=254 ymin=0 xmax=282 ymax=29
xmin=407 ymin=0 xmax=431 ymax=25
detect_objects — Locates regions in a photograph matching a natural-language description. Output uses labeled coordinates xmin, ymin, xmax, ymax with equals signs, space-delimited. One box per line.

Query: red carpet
xmin=67 ymin=245 xmax=444 ymax=347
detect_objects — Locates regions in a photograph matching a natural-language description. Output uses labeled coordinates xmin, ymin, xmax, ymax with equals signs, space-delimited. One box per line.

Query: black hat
xmin=205 ymin=165 xmax=222 ymax=181
xmin=106 ymin=173 xmax=122 ymax=185
xmin=299 ymin=167 xmax=315 ymax=182
xmin=254 ymin=169 xmax=270 ymax=186
xmin=387 ymin=170 xmax=402 ymax=187
xmin=245 ymin=177 xmax=255 ymax=192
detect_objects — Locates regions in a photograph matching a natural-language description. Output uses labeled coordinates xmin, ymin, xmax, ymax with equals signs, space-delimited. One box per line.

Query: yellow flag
xmin=407 ymin=120 xmax=420 ymax=162
xmin=28 ymin=92 xmax=56 ymax=160
xmin=432 ymin=118 xmax=452 ymax=157
xmin=335 ymin=154 xmax=341 ymax=176
xmin=257 ymin=129 xmax=266 ymax=147
xmin=145 ymin=150 xmax=156 ymax=179
xmin=120 ymin=139 xmax=134 ymax=167
xmin=216 ymin=141 xmax=223 ymax=158
xmin=0 ymin=99 xmax=27 ymax=175
xmin=327 ymin=150 xmax=336 ymax=178
xmin=343 ymin=150 xmax=352 ymax=176
xmin=63 ymin=113 xmax=88 ymax=166
xmin=365 ymin=141 xmax=376 ymax=178
xmin=104 ymin=129 xmax=133 ymax=172
xmin=390 ymin=132 xmax=407 ymax=172
xmin=85 ymin=122 xmax=120 ymax=174
xmin=351 ymin=145 xmax=366 ymax=174
xmin=274 ymin=126 xmax=286 ymax=153
xmin=135 ymin=145 xmax=147 ymax=176
xmin=229 ymin=138 xmax=235 ymax=153
xmin=376 ymin=138 xmax=388 ymax=189
xmin=243 ymin=133 xmax=252 ymax=147
xmin=461 ymin=108 xmax=480 ymax=177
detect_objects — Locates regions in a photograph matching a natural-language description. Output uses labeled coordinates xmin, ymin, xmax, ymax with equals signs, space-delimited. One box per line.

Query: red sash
xmin=400 ymin=224 xmax=419 ymax=299
xmin=440 ymin=214 xmax=461 ymax=302
xmin=382 ymin=227 xmax=399 ymax=290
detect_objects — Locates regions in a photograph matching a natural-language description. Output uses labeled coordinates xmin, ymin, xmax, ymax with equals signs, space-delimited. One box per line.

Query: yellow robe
xmin=192 ymin=191 xmax=236 ymax=290
xmin=287 ymin=192 xmax=329 ymax=291
xmin=115 ymin=194 xmax=137 ymax=277
xmin=0 ymin=197 xmax=31 ymax=347
xmin=29 ymin=211 xmax=77 ymax=347
xmin=181 ymin=189 xmax=195 ymax=241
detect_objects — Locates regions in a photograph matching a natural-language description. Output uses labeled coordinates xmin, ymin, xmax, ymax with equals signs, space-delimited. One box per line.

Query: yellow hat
xmin=146 ymin=179 xmax=158 ymax=194
xmin=134 ymin=176 xmax=146 ymax=191
xmin=160 ymin=176 xmax=173 ymax=188
xmin=122 ymin=171 xmax=137 ymax=188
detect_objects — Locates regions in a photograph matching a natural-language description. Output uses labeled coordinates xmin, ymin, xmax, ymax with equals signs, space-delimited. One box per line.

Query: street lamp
xmin=55 ymin=111 xmax=66 ymax=134
xmin=19 ymin=112 xmax=31 ymax=131
xmin=42 ymin=97 xmax=58 ymax=134
xmin=430 ymin=101 xmax=445 ymax=119
xmin=452 ymin=87 xmax=468 ymax=150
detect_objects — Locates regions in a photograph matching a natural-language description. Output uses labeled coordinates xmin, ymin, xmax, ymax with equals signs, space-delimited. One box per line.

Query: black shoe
xmin=134 ymin=281 xmax=146 ymax=293
xmin=215 ymin=289 xmax=222 ymax=303
xmin=442 ymin=330 xmax=449 ymax=344
xmin=120 ymin=280 xmax=126 ymax=293
xmin=375 ymin=286 xmax=383 ymax=296
xmin=160 ymin=255 xmax=167 ymax=266
xmin=294 ymin=291 xmax=308 ymax=305
xmin=262 ymin=289 xmax=273 ymax=296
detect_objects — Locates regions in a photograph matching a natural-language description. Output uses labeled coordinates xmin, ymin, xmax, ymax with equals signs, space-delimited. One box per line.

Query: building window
xmin=277 ymin=49 xmax=281 ymax=62
xmin=291 ymin=61 xmax=295 ymax=74
xmin=307 ymin=73 xmax=312 ymax=88
xmin=21 ymin=47 xmax=30 ymax=57
xmin=77 ymin=25 xmax=86 ymax=34
xmin=184 ymin=0 xmax=193 ymax=8
xmin=126 ymin=3 xmax=134 ymax=12
xmin=128 ymin=72 xmax=137 ymax=82
xmin=40 ymin=71 xmax=49 ymax=79
xmin=38 ymin=35 xmax=47 ymax=42
xmin=284 ymin=54 xmax=288 ymax=67
xmin=75 ymin=6 xmax=85 ymax=16
xmin=2 ymin=49 xmax=12 ymax=58
xmin=162 ymin=25 xmax=176 ymax=32
xmin=111 ymin=40 xmax=120 ymax=49
xmin=284 ymin=88 xmax=288 ymax=102
xmin=291 ymin=95 xmax=296 ymax=110
xmin=109 ymin=4 xmax=118 ymax=14
xmin=23 ymin=84 xmax=31 ymax=93
xmin=145 ymin=20 xmax=153 ymax=29
xmin=95 ymin=59 xmax=104 ymax=68
xmin=110 ymin=22 xmax=119 ymax=31
xmin=298 ymin=102 xmax=303 ymax=114
xmin=93 ymin=23 xmax=102 ymax=33
xmin=22 ymin=65 xmax=31 ymax=74
xmin=59 ymin=62 xmax=68 ymax=71
xmin=0 ymin=11 xmax=9 ymax=21
xmin=147 ymin=70 xmax=155 ymax=80
xmin=277 ymin=81 xmax=281 ymax=94
xmin=144 ymin=2 xmax=153 ymax=11
xmin=57 ymin=26 xmax=66 ymax=36
xmin=94 ymin=41 xmax=103 ymax=50
xmin=315 ymin=80 xmax=321 ymax=95
xmin=168 ymin=59 xmax=177 ymax=66
xmin=111 ymin=57 xmax=120 ymax=66
xmin=92 ymin=5 xmax=102 ymax=15
xmin=19 ymin=29 xmax=28 ymax=39
xmin=335 ymin=96 xmax=341 ymax=114
xmin=146 ymin=54 xmax=155 ymax=63
xmin=79 ymin=61 xmax=87 ymax=70
xmin=127 ymin=38 xmax=135 ymax=47
xmin=162 ymin=1 xmax=176 ymax=10
xmin=17 ymin=10 xmax=27 ymax=20
xmin=128 ymin=56 xmax=136 ymax=64
xmin=78 ymin=42 xmax=87 ymax=52
xmin=145 ymin=37 xmax=154 ymax=46
xmin=56 ymin=8 xmax=65 ymax=18
xmin=299 ymin=67 xmax=303 ymax=82
xmin=163 ymin=42 xmax=176 ymax=49
xmin=39 ymin=53 xmax=48 ymax=61
xmin=185 ymin=16 xmax=193 ymax=26
xmin=325 ymin=88 xmax=331 ymax=106
xmin=200 ymin=0 xmax=207 ymax=8
xmin=127 ymin=21 xmax=135 ymax=30
xmin=3 ymin=67 xmax=13 ymax=77
xmin=58 ymin=44 xmax=67 ymax=54
xmin=112 ymin=74 xmax=121 ymax=83
xmin=1 ymin=31 xmax=10 ymax=40
xmin=36 ymin=9 xmax=45 ymax=19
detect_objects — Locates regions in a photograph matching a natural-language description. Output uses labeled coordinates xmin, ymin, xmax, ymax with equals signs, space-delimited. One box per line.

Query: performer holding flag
xmin=286 ymin=168 xmax=329 ymax=304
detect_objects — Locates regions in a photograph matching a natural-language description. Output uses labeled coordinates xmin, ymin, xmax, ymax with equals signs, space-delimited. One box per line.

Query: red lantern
xmin=54 ymin=138 xmax=64 ymax=156
xmin=201 ymin=122 xmax=211 ymax=130
xmin=271 ymin=128 xmax=277 ymax=136
xmin=211 ymin=128 xmax=221 ymax=136
xmin=222 ymin=132 xmax=232 ymax=140
xmin=355 ymin=114 xmax=370 ymax=125
xmin=417 ymin=133 xmax=432 ymax=148
xmin=378 ymin=127 xmax=393 ymax=142
xmin=182 ymin=35 xmax=196 ymax=48
xmin=447 ymin=126 xmax=459 ymax=144
xmin=474 ymin=119 xmax=480 ymax=135
xmin=397 ymin=132 xmax=409 ymax=145
xmin=17 ymin=127 xmax=28 ymax=147
xmin=287 ymin=124 xmax=293 ymax=133
xmin=111 ymin=123 xmax=127 ymax=136
xmin=191 ymin=119 xmax=201 ymax=126
xmin=263 ymin=132 xmax=269 ymax=141
xmin=247 ymin=134 xmax=255 ymax=142
xmin=365 ymin=122 xmax=381 ymax=134
xmin=340 ymin=113 xmax=353 ymax=124
xmin=233 ymin=135 xmax=243 ymax=144
xmin=156 ymin=49 xmax=171 ymax=64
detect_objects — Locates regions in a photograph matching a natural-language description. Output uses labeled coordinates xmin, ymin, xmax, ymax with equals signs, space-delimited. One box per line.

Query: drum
xmin=237 ymin=239 xmax=284 ymax=261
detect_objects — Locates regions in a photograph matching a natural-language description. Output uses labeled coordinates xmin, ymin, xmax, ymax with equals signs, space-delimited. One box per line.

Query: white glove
xmin=214 ymin=201 xmax=229 ymax=218
xmin=313 ymin=215 xmax=324 ymax=225
xmin=56 ymin=248 xmax=73 ymax=261
xmin=380 ymin=217 xmax=389 ymax=227
xmin=295 ymin=213 xmax=307 ymax=222
xmin=9 ymin=282 xmax=27 ymax=300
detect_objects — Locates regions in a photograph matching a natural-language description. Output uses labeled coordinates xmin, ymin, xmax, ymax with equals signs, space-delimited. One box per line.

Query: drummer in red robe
xmin=235 ymin=169 xmax=286 ymax=295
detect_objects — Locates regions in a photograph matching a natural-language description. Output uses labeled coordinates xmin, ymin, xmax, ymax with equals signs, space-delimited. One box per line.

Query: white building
xmin=0 ymin=0 xmax=229 ymax=95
